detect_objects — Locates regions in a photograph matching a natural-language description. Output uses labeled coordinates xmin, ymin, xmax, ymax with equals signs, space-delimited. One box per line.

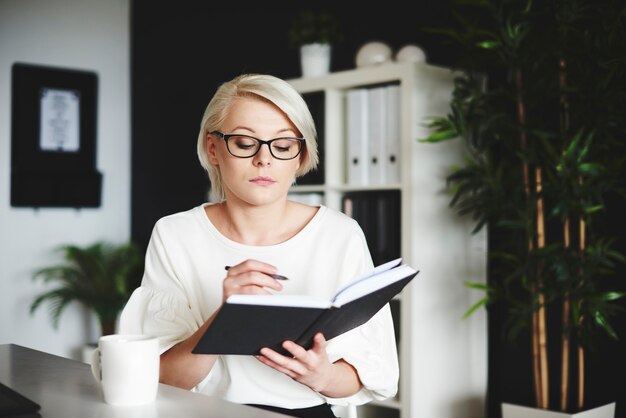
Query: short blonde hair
xmin=197 ymin=73 xmax=319 ymax=202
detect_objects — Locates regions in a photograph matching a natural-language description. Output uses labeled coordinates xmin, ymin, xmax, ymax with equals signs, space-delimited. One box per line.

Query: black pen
xmin=224 ymin=266 xmax=289 ymax=281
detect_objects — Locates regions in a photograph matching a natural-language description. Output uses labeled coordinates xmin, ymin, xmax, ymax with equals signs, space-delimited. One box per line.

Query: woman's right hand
xmin=222 ymin=259 xmax=284 ymax=302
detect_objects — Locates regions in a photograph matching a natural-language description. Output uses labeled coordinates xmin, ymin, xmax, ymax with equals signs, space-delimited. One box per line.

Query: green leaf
xmin=584 ymin=205 xmax=604 ymax=215
xmin=476 ymin=40 xmax=500 ymax=49
xmin=597 ymin=292 xmax=626 ymax=302
xmin=463 ymin=296 xmax=489 ymax=319
xmin=420 ymin=129 xmax=459 ymax=143
xmin=594 ymin=311 xmax=618 ymax=340
xmin=464 ymin=281 xmax=493 ymax=292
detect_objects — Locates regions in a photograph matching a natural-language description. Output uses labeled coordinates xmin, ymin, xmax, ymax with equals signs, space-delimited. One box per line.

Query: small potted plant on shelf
xmin=30 ymin=240 xmax=144 ymax=360
xmin=421 ymin=0 xmax=626 ymax=416
xmin=288 ymin=10 xmax=343 ymax=78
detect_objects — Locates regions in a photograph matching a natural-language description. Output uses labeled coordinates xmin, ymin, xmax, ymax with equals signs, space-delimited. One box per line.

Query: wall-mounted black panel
xmin=11 ymin=62 xmax=101 ymax=208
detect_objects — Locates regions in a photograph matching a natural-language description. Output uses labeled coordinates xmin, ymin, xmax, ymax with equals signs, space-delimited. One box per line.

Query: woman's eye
xmin=271 ymin=140 xmax=296 ymax=153
xmin=232 ymin=136 xmax=257 ymax=149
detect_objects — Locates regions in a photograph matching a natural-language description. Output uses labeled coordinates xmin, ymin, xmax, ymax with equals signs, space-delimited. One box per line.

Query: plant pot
xmin=299 ymin=43 xmax=331 ymax=78
xmin=502 ymin=402 xmax=616 ymax=418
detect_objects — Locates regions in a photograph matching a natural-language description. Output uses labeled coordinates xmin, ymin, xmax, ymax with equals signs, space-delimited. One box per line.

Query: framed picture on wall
xmin=11 ymin=62 xmax=102 ymax=208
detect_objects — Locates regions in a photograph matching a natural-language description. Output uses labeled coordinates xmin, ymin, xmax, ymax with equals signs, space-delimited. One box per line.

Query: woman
xmin=119 ymin=73 xmax=398 ymax=417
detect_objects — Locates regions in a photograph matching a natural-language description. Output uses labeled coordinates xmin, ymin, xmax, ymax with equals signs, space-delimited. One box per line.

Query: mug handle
xmin=91 ymin=347 xmax=101 ymax=382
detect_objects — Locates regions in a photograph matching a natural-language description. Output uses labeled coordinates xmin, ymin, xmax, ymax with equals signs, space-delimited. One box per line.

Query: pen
xmin=224 ymin=265 xmax=289 ymax=281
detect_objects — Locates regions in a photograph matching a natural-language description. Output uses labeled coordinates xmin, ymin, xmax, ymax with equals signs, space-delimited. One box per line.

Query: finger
xmin=223 ymin=277 xmax=276 ymax=301
xmin=224 ymin=271 xmax=283 ymax=290
xmin=255 ymin=355 xmax=297 ymax=378
xmin=226 ymin=259 xmax=279 ymax=278
xmin=238 ymin=272 xmax=284 ymax=290
xmin=260 ymin=347 xmax=307 ymax=373
xmin=223 ymin=282 xmax=273 ymax=300
xmin=282 ymin=340 xmax=309 ymax=362
xmin=224 ymin=270 xmax=282 ymax=292
xmin=310 ymin=333 xmax=327 ymax=354
xmin=226 ymin=269 xmax=283 ymax=292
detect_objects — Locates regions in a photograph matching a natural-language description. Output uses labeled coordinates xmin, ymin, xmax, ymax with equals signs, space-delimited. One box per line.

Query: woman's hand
xmin=255 ymin=333 xmax=362 ymax=397
xmin=222 ymin=259 xmax=284 ymax=302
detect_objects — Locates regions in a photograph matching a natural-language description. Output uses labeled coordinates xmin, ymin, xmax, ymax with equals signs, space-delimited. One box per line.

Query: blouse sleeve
xmin=119 ymin=219 xmax=202 ymax=354
xmin=322 ymin=304 xmax=399 ymax=406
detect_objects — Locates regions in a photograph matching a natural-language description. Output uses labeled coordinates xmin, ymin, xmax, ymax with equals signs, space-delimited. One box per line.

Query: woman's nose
xmin=253 ymin=143 xmax=272 ymax=166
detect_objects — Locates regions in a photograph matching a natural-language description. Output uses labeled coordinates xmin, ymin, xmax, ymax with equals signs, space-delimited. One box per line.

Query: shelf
xmin=287 ymin=61 xmax=452 ymax=93
xmin=287 ymin=62 xmax=487 ymax=418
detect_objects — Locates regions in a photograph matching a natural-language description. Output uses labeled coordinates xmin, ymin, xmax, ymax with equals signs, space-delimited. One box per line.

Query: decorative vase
xmin=395 ymin=44 xmax=427 ymax=64
xmin=299 ymin=43 xmax=331 ymax=78
xmin=355 ymin=41 xmax=393 ymax=68
xmin=502 ymin=402 xmax=616 ymax=418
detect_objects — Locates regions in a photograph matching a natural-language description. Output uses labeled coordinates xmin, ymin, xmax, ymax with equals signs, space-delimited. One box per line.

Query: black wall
xmin=131 ymin=3 xmax=626 ymax=417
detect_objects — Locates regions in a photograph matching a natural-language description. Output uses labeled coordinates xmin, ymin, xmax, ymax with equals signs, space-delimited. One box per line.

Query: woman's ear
xmin=207 ymin=133 xmax=219 ymax=165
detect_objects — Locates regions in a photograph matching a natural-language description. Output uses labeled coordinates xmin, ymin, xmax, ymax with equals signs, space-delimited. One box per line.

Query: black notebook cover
xmin=192 ymin=268 xmax=418 ymax=356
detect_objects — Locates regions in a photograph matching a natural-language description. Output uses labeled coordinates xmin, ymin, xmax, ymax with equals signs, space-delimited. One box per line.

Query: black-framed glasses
xmin=211 ymin=131 xmax=305 ymax=160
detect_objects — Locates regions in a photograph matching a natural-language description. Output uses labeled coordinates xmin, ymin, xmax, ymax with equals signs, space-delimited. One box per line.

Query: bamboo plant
xmin=30 ymin=241 xmax=144 ymax=337
xmin=421 ymin=0 xmax=626 ymax=412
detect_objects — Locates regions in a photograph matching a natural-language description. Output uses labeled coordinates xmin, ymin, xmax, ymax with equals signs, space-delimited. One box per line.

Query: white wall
xmin=0 ymin=0 xmax=130 ymax=360
xmin=406 ymin=68 xmax=488 ymax=418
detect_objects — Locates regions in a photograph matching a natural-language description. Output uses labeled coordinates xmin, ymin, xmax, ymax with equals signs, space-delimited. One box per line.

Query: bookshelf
xmin=287 ymin=62 xmax=487 ymax=418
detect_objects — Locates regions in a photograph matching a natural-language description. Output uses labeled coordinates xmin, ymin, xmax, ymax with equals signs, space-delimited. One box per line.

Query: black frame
xmin=211 ymin=130 xmax=306 ymax=160
xmin=11 ymin=62 xmax=102 ymax=208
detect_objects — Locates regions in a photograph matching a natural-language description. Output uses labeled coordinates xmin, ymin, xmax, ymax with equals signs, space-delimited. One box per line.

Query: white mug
xmin=91 ymin=334 xmax=160 ymax=406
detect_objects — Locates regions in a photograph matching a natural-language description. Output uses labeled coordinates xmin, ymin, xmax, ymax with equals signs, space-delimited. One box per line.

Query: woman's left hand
xmin=256 ymin=332 xmax=333 ymax=394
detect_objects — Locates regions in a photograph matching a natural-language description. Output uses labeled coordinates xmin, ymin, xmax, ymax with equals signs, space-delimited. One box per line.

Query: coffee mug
xmin=91 ymin=334 xmax=160 ymax=406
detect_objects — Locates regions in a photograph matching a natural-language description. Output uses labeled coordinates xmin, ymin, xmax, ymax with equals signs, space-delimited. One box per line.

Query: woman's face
xmin=207 ymin=97 xmax=301 ymax=207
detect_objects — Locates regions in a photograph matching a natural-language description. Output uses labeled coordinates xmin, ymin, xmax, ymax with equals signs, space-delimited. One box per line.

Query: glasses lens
xmin=270 ymin=138 xmax=302 ymax=160
xmin=227 ymin=135 xmax=260 ymax=157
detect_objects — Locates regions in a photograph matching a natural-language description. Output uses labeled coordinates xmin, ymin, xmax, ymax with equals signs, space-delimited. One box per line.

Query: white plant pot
xmin=502 ymin=402 xmax=616 ymax=418
xmin=300 ymin=43 xmax=331 ymax=78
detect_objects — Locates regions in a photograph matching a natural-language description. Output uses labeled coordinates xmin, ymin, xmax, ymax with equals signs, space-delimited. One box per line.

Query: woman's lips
xmin=249 ymin=176 xmax=276 ymax=186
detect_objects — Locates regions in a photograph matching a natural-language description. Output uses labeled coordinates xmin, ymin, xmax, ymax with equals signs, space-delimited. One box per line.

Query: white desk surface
xmin=0 ymin=343 xmax=289 ymax=418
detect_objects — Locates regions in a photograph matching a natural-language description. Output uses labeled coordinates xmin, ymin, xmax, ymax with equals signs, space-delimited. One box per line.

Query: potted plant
xmin=421 ymin=0 xmax=626 ymax=416
xmin=30 ymin=240 xmax=144 ymax=359
xmin=288 ymin=10 xmax=343 ymax=78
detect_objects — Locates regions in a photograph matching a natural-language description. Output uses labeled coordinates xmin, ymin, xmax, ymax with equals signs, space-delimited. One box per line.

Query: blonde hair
xmin=197 ymin=73 xmax=319 ymax=202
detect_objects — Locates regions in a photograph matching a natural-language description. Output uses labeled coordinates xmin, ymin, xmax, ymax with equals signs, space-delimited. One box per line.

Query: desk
xmin=0 ymin=344 xmax=288 ymax=418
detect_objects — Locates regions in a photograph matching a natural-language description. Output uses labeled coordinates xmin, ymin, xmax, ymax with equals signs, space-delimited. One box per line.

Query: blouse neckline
xmin=194 ymin=202 xmax=326 ymax=251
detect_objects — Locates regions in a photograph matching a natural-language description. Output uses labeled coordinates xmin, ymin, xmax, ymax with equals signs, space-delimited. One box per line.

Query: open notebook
xmin=193 ymin=258 xmax=419 ymax=355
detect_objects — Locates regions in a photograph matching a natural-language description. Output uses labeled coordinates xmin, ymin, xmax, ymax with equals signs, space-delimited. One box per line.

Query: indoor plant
xmin=30 ymin=240 xmax=144 ymax=338
xmin=421 ymin=0 xmax=626 ymax=416
xmin=288 ymin=10 xmax=343 ymax=77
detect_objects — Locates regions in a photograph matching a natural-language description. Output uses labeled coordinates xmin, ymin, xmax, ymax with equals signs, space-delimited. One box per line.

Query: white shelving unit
xmin=288 ymin=62 xmax=488 ymax=418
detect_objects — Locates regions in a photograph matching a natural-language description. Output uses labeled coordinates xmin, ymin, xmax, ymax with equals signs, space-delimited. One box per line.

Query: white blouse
xmin=119 ymin=203 xmax=399 ymax=408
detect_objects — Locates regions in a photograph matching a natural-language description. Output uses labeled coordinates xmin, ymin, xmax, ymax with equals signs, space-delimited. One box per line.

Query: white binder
xmin=367 ymin=86 xmax=387 ymax=185
xmin=346 ymin=88 xmax=369 ymax=185
xmin=385 ymin=84 xmax=401 ymax=184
